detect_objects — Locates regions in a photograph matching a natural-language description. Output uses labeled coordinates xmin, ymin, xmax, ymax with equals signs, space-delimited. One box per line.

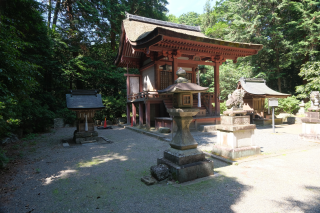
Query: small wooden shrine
xmin=236 ymin=77 xmax=290 ymax=120
xmin=115 ymin=13 xmax=263 ymax=130
xmin=66 ymin=90 xmax=105 ymax=143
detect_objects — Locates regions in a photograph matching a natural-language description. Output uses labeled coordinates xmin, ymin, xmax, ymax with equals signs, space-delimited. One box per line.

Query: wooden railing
xmin=127 ymin=91 xmax=173 ymax=102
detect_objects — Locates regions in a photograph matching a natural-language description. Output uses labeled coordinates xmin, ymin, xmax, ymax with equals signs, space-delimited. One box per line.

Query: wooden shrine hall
xmin=115 ymin=13 xmax=263 ymax=130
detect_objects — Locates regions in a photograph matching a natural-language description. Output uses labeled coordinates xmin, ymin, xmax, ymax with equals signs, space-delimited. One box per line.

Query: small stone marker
xmin=150 ymin=164 xmax=169 ymax=181
xmin=62 ymin=143 xmax=70 ymax=147
xmin=141 ymin=175 xmax=157 ymax=185
xmin=159 ymin=127 xmax=171 ymax=133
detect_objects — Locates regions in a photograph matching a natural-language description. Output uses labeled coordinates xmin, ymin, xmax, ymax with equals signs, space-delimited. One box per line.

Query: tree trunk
xmin=47 ymin=0 xmax=52 ymax=29
xmin=52 ymin=0 xmax=61 ymax=29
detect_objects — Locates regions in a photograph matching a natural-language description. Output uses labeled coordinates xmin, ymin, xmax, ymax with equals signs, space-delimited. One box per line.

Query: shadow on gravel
xmin=38 ymin=152 xmax=251 ymax=212
xmin=275 ymin=186 xmax=320 ymax=212
xmin=1 ymin=127 xmax=253 ymax=212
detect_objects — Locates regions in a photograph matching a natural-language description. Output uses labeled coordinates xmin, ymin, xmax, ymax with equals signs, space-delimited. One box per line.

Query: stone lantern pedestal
xmin=213 ymin=115 xmax=260 ymax=159
xmin=157 ymin=108 xmax=214 ymax=183
xmin=155 ymin=67 xmax=214 ymax=183
xmin=300 ymin=91 xmax=320 ymax=142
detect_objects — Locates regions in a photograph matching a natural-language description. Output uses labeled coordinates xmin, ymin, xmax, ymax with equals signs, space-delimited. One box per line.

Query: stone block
xmin=150 ymin=164 xmax=169 ymax=181
xmin=157 ymin=158 xmax=214 ymax=183
xmin=212 ymin=145 xmax=261 ymax=159
xmin=159 ymin=127 xmax=171 ymax=133
xmin=74 ymin=131 xmax=98 ymax=138
xmin=217 ymin=129 xmax=255 ymax=149
xmin=75 ymin=138 xmax=85 ymax=144
xmin=276 ymin=113 xmax=292 ymax=122
xmin=253 ymin=118 xmax=282 ymax=126
xmin=287 ymin=117 xmax=295 ymax=124
xmin=216 ymin=124 xmax=256 ymax=132
xmin=163 ymin=148 xmax=205 ymax=165
xmin=141 ymin=176 xmax=157 ymax=185
xmin=85 ymin=136 xmax=99 ymax=141
xmin=299 ymin=134 xmax=320 ymax=142
xmin=198 ymin=125 xmax=216 ymax=132
xmin=221 ymin=115 xmax=250 ymax=125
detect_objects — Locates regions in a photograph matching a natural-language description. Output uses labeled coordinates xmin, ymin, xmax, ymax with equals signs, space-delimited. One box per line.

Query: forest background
xmin=0 ymin=0 xmax=319 ymax=138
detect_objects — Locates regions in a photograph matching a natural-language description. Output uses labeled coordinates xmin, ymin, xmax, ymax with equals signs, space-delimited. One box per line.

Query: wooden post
xmin=132 ymin=103 xmax=136 ymax=126
xmin=192 ymin=67 xmax=196 ymax=83
xmin=139 ymin=102 xmax=143 ymax=127
xmin=209 ymin=94 xmax=212 ymax=115
xmin=145 ymin=102 xmax=151 ymax=130
xmin=126 ymin=104 xmax=130 ymax=124
xmin=155 ymin=63 xmax=160 ymax=90
xmin=214 ymin=63 xmax=220 ymax=115
xmin=172 ymin=57 xmax=178 ymax=84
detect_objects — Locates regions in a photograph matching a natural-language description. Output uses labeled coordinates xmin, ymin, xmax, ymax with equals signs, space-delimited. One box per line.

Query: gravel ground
xmin=1 ymin=125 xmax=320 ymax=213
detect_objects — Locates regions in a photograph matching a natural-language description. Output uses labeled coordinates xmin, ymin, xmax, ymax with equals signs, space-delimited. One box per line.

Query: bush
xmin=219 ymin=101 xmax=227 ymax=114
xmin=56 ymin=108 xmax=76 ymax=124
xmin=265 ymin=96 xmax=300 ymax=115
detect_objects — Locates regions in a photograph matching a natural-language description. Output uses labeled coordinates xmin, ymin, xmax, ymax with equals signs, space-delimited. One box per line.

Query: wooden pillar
xmin=155 ymin=63 xmax=160 ymax=90
xmin=139 ymin=102 xmax=144 ymax=127
xmin=139 ymin=75 xmax=143 ymax=92
xmin=172 ymin=57 xmax=178 ymax=84
xmin=126 ymin=103 xmax=130 ymax=124
xmin=192 ymin=67 xmax=196 ymax=83
xmin=214 ymin=63 xmax=220 ymax=115
xmin=132 ymin=103 xmax=136 ymax=126
xmin=209 ymin=94 xmax=212 ymax=115
xmin=145 ymin=102 xmax=151 ymax=130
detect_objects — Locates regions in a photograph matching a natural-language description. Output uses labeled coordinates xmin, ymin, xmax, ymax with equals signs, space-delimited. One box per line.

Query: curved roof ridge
xmin=125 ymin=12 xmax=201 ymax=32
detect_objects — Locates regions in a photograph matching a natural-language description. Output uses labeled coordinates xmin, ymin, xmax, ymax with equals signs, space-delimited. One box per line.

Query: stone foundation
xmin=212 ymin=145 xmax=260 ymax=159
xmin=73 ymin=130 xmax=99 ymax=144
xmin=299 ymin=113 xmax=320 ymax=142
xmin=157 ymin=148 xmax=214 ymax=183
xmin=213 ymin=115 xmax=260 ymax=159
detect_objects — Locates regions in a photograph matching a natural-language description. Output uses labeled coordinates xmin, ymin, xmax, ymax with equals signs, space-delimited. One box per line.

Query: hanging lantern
xmin=161 ymin=64 xmax=170 ymax=71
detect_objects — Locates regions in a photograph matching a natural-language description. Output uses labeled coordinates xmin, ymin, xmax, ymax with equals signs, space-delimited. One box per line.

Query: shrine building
xmin=115 ymin=13 xmax=263 ymax=130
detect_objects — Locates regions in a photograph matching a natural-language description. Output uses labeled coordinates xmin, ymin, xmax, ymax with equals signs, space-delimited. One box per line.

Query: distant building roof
xmin=66 ymin=90 xmax=105 ymax=110
xmin=238 ymin=78 xmax=290 ymax=98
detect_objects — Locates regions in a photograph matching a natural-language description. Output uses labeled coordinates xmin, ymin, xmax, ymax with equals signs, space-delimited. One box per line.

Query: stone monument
xmin=156 ymin=68 xmax=214 ymax=183
xmin=66 ymin=90 xmax=105 ymax=143
xmin=300 ymin=91 xmax=320 ymax=142
xmin=296 ymin=100 xmax=305 ymax=116
xmin=212 ymin=89 xmax=260 ymax=159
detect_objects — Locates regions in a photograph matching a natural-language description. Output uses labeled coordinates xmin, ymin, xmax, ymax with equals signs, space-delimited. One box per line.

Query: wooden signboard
xmin=268 ymin=98 xmax=278 ymax=107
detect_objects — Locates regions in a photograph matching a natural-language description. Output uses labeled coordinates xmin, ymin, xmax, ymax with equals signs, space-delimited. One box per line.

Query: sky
xmin=166 ymin=0 xmax=218 ymax=17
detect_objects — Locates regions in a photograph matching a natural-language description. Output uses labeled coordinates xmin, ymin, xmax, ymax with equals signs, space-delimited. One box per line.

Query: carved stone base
xmin=212 ymin=145 xmax=261 ymax=159
xmin=157 ymin=148 xmax=214 ymax=183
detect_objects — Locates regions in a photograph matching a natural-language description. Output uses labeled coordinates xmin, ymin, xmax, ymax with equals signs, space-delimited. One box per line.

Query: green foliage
xmin=56 ymin=108 xmax=76 ymax=125
xmin=265 ymin=96 xmax=300 ymax=115
xmin=296 ymin=62 xmax=320 ymax=98
xmin=200 ymin=59 xmax=253 ymax=100
xmin=219 ymin=101 xmax=227 ymax=114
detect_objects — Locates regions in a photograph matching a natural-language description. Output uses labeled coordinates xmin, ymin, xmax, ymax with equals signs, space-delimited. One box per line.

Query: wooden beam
xmin=214 ymin=63 xmax=220 ymax=115
xmin=132 ymin=103 xmax=136 ymax=126
xmin=126 ymin=104 xmax=130 ymax=124
xmin=172 ymin=57 xmax=178 ymax=83
xmin=178 ymin=60 xmax=216 ymax=66
xmin=145 ymin=102 xmax=150 ymax=130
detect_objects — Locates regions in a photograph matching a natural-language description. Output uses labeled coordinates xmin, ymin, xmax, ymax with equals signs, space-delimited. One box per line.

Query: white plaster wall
xmin=142 ymin=66 xmax=155 ymax=91
xmin=129 ymin=77 xmax=139 ymax=94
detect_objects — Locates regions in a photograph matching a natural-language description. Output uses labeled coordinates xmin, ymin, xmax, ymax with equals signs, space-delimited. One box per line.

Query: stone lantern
xmin=156 ymin=67 xmax=214 ymax=183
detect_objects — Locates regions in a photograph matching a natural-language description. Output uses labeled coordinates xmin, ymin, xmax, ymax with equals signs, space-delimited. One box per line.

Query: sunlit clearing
xmin=44 ymin=169 xmax=77 ymax=185
xmin=77 ymin=153 xmax=128 ymax=168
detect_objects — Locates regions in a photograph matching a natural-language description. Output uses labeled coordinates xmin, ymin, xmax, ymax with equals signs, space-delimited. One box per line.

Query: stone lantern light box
xmin=66 ymin=90 xmax=105 ymax=143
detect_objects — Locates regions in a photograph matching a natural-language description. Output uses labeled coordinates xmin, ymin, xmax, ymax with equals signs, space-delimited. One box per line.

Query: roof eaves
xmin=125 ymin=12 xmax=201 ymax=32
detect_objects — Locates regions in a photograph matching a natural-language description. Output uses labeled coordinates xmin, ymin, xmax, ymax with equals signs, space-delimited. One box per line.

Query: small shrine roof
xmin=158 ymin=83 xmax=208 ymax=94
xmin=66 ymin=90 xmax=105 ymax=110
xmin=123 ymin=13 xmax=263 ymax=50
xmin=239 ymin=78 xmax=290 ymax=98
